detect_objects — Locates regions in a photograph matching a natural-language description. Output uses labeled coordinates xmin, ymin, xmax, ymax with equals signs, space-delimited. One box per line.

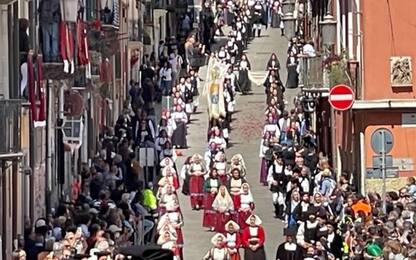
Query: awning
xmin=352 ymin=99 xmax=416 ymax=110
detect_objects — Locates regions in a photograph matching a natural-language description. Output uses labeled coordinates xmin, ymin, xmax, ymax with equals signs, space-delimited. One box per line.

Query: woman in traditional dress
xmin=224 ymin=220 xmax=241 ymax=260
xmin=163 ymin=110 xmax=177 ymax=138
xmin=286 ymin=52 xmax=299 ymax=89
xmin=275 ymin=227 xmax=303 ymax=260
xmin=270 ymin=0 xmax=282 ymax=28
xmin=158 ymin=184 xmax=178 ymax=215
xmin=238 ymin=183 xmax=255 ymax=230
xmin=171 ymin=105 xmax=188 ymax=149
xmin=229 ymin=154 xmax=247 ymax=177
xmin=203 ymin=168 xmax=221 ymax=231
xmin=241 ymin=215 xmax=266 ymax=260
xmin=160 ymin=140 xmax=177 ymax=162
xmin=180 ymin=156 xmax=192 ymax=196
xmin=259 ymin=131 xmax=272 ymax=186
xmin=203 ymin=233 xmax=231 ymax=260
xmin=228 ymin=168 xmax=246 ymax=216
xmin=266 ymin=53 xmax=280 ymax=75
xmin=188 ymin=154 xmax=206 ymax=210
xmin=184 ymin=78 xmax=194 ymax=119
xmin=161 ymin=201 xmax=184 ymax=257
xmin=157 ymin=230 xmax=181 ymax=260
xmin=214 ymin=152 xmax=228 ymax=185
xmin=189 ymin=69 xmax=200 ymax=112
xmin=209 ymin=126 xmax=227 ymax=151
xmin=155 ymin=129 xmax=169 ymax=155
xmin=238 ymin=54 xmax=251 ymax=95
xmin=212 ymin=185 xmax=234 ymax=233
xmin=158 ymin=166 xmax=180 ymax=191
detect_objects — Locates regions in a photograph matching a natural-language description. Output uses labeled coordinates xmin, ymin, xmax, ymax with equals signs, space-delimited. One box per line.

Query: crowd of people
xmin=12 ymin=0 xmax=416 ymax=259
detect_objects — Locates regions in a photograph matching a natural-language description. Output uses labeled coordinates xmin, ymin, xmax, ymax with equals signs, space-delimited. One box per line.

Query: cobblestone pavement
xmin=174 ymin=27 xmax=300 ymax=259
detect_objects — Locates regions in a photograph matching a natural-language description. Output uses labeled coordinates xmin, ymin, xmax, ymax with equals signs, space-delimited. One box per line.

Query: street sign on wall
xmin=328 ymin=84 xmax=355 ymax=111
xmin=371 ymin=128 xmax=394 ymax=154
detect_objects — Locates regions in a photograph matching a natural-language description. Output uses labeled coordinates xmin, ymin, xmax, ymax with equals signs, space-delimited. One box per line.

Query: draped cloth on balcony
xmin=27 ymin=53 xmax=46 ymax=127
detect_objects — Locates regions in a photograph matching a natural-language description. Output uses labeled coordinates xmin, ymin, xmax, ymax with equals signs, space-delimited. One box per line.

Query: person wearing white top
xmin=160 ymin=62 xmax=173 ymax=96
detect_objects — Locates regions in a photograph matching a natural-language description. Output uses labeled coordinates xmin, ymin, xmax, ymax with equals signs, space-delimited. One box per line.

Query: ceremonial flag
xmin=204 ymin=57 xmax=229 ymax=119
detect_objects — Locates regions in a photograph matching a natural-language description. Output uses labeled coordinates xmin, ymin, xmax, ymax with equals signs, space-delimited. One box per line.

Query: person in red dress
xmin=214 ymin=152 xmax=228 ymax=185
xmin=241 ymin=214 xmax=266 ymax=260
xmin=158 ymin=165 xmax=180 ymax=190
xmin=188 ymin=154 xmax=206 ymax=210
xmin=212 ymin=185 xmax=234 ymax=233
xmin=224 ymin=220 xmax=241 ymax=260
xmin=227 ymin=168 xmax=246 ymax=220
xmin=203 ymin=168 xmax=220 ymax=231
xmin=238 ymin=183 xmax=255 ymax=230
xmin=158 ymin=184 xmax=178 ymax=216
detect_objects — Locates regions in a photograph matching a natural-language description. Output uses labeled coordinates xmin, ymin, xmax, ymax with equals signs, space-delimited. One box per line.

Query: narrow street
xmin=176 ymin=27 xmax=299 ymax=259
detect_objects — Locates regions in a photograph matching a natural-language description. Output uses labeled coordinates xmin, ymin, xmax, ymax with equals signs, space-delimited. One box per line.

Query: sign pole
xmin=381 ymin=130 xmax=387 ymax=213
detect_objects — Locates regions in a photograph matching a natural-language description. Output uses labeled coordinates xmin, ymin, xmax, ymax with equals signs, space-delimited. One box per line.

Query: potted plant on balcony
xmin=323 ymin=49 xmax=351 ymax=87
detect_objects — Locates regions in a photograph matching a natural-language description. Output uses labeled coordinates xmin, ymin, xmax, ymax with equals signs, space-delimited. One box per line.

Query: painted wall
xmin=361 ymin=0 xmax=416 ymax=100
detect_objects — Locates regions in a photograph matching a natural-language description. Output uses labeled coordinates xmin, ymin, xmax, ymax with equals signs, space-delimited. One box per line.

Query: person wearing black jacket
xmin=267 ymin=156 xmax=288 ymax=219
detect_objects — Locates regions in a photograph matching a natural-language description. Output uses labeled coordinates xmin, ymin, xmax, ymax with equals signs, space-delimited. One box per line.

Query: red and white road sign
xmin=328 ymin=84 xmax=355 ymax=111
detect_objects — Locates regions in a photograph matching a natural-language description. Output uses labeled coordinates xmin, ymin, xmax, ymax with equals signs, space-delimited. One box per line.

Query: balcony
xmin=0 ymin=99 xmax=22 ymax=156
xmin=299 ymin=54 xmax=324 ymax=90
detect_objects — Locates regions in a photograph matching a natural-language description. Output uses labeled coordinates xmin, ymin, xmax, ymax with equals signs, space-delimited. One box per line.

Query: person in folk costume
xmin=234 ymin=17 xmax=245 ymax=53
xmin=173 ymin=91 xmax=186 ymax=111
xmin=224 ymin=220 xmax=242 ymax=260
xmin=214 ymin=152 xmax=228 ymax=185
xmin=212 ymin=185 xmax=234 ymax=233
xmin=171 ymin=105 xmax=188 ymax=149
xmin=267 ymin=155 xmax=289 ymax=219
xmin=209 ymin=126 xmax=227 ymax=151
xmin=275 ymin=226 xmax=304 ymax=260
xmin=285 ymin=189 xmax=301 ymax=229
xmin=159 ymin=166 xmax=180 ymax=191
xmin=163 ymin=110 xmax=177 ymax=138
xmin=238 ymin=183 xmax=255 ymax=230
xmin=286 ymin=51 xmax=299 ymax=89
xmin=238 ymin=54 xmax=252 ymax=95
xmin=160 ymin=141 xmax=178 ymax=163
xmin=227 ymin=168 xmax=246 ymax=219
xmin=160 ymin=201 xmax=184 ymax=256
xmin=259 ymin=115 xmax=280 ymax=185
xmin=214 ymin=4 xmax=226 ymax=37
xmin=226 ymin=0 xmax=235 ymax=25
xmin=252 ymin=1 xmax=264 ymax=37
xmin=158 ymin=184 xmax=178 ymax=215
xmin=188 ymin=154 xmax=206 ymax=210
xmin=267 ymin=83 xmax=284 ymax=111
xmin=266 ymin=53 xmax=281 ymax=76
xmin=241 ymin=214 xmax=266 ymax=260
xmin=293 ymin=192 xmax=312 ymax=223
xmin=205 ymin=142 xmax=220 ymax=169
xmin=223 ymin=78 xmax=235 ymax=124
xmin=229 ymin=154 xmax=247 ymax=177
xmin=188 ymin=69 xmax=200 ymax=112
xmin=155 ymin=129 xmax=169 ymax=155
xmin=203 ymin=168 xmax=221 ymax=231
xmin=217 ymin=46 xmax=230 ymax=63
xmin=177 ymin=77 xmax=186 ymax=94
xmin=225 ymin=66 xmax=238 ymax=93
xmin=263 ymin=69 xmax=279 ymax=95
xmin=180 ymin=156 xmax=192 ymax=196
xmin=184 ymin=77 xmax=194 ymax=119
xmin=203 ymin=233 xmax=231 ymax=260
xmin=285 ymin=121 xmax=301 ymax=147
xmin=259 ymin=131 xmax=272 ymax=186
xmin=296 ymin=209 xmax=320 ymax=249
xmin=265 ymin=104 xmax=280 ymax=120
xmin=278 ymin=110 xmax=291 ymax=143
xmin=226 ymin=38 xmax=239 ymax=65
xmin=157 ymin=230 xmax=181 ymax=260
xmin=270 ymin=0 xmax=282 ymax=28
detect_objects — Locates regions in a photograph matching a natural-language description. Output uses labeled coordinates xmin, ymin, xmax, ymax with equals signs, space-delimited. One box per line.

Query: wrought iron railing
xmin=299 ymin=55 xmax=324 ymax=89
xmin=0 ymin=99 xmax=22 ymax=154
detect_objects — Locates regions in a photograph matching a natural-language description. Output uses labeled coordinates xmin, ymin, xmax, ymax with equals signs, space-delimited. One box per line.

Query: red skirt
xmin=214 ymin=212 xmax=231 ymax=233
xmin=189 ymin=175 xmax=205 ymax=208
xmin=218 ymin=175 xmax=228 ymax=185
xmin=230 ymin=194 xmax=241 ymax=221
xmin=202 ymin=193 xmax=216 ymax=228
xmin=230 ymin=250 xmax=241 ymax=260
xmin=176 ymin=228 xmax=184 ymax=247
xmin=238 ymin=209 xmax=252 ymax=230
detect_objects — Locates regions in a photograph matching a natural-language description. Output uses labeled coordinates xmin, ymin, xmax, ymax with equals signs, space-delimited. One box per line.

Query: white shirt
xmin=160 ymin=67 xmax=172 ymax=81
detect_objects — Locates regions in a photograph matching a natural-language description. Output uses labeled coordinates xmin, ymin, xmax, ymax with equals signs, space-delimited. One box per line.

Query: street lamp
xmin=281 ymin=0 xmax=296 ymax=14
xmin=282 ymin=13 xmax=296 ymax=39
xmin=319 ymin=15 xmax=337 ymax=46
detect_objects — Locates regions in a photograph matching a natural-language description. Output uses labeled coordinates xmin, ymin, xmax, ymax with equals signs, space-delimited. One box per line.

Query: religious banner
xmin=204 ymin=57 xmax=229 ymax=119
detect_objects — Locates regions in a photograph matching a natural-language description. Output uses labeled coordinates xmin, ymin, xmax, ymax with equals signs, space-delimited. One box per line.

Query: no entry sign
xmin=329 ymin=84 xmax=355 ymax=111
